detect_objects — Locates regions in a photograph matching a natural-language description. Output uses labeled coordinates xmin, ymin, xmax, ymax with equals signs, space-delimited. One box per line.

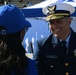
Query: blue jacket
xmin=12 ymin=58 xmax=38 ymax=75
xmin=25 ymin=58 xmax=38 ymax=75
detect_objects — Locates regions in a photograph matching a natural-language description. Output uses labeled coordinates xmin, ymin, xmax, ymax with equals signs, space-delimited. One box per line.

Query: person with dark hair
xmin=33 ymin=2 xmax=76 ymax=75
xmin=0 ymin=4 xmax=37 ymax=75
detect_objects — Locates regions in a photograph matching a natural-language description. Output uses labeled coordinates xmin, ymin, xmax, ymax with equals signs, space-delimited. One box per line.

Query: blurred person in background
xmin=0 ymin=4 xmax=37 ymax=75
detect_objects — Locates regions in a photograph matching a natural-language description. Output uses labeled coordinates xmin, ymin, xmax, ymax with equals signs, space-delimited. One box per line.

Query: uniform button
xmin=65 ymin=63 xmax=68 ymax=66
xmin=65 ymin=72 xmax=69 ymax=75
xmin=50 ymin=65 xmax=53 ymax=68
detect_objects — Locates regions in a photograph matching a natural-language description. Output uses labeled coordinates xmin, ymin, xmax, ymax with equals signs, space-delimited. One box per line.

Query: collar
xmin=60 ymin=32 xmax=71 ymax=45
xmin=52 ymin=35 xmax=58 ymax=45
xmin=52 ymin=32 xmax=71 ymax=48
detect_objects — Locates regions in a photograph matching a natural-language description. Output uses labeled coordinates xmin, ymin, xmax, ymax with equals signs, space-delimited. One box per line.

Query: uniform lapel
xmin=68 ymin=29 xmax=76 ymax=56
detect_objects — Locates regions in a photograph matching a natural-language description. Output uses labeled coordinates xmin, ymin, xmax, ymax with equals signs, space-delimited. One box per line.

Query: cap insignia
xmin=47 ymin=5 xmax=56 ymax=15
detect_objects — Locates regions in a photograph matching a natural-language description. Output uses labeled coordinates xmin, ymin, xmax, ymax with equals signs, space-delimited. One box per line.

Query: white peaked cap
xmin=42 ymin=2 xmax=75 ymax=15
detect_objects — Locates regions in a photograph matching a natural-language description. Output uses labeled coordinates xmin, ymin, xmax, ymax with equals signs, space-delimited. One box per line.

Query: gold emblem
xmin=65 ymin=72 xmax=69 ymax=75
xmin=65 ymin=63 xmax=68 ymax=66
xmin=47 ymin=5 xmax=56 ymax=15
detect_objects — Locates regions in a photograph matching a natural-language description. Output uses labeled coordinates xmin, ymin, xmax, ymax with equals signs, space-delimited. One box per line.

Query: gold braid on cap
xmin=47 ymin=5 xmax=56 ymax=15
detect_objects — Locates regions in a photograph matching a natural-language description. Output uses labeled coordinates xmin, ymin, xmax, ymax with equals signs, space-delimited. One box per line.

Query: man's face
xmin=49 ymin=17 xmax=72 ymax=40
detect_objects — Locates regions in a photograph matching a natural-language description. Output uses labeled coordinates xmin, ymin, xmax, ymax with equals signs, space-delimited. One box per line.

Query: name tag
xmin=47 ymin=55 xmax=58 ymax=58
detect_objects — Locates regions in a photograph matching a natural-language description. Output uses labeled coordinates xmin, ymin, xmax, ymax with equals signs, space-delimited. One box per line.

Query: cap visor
xmin=46 ymin=14 xmax=69 ymax=21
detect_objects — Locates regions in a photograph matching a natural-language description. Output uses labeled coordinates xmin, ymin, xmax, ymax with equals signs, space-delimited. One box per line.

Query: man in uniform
xmin=33 ymin=2 xmax=76 ymax=75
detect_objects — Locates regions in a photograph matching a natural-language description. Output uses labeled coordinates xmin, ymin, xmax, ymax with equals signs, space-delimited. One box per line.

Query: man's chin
xmin=54 ymin=34 xmax=58 ymax=37
xmin=54 ymin=34 xmax=59 ymax=38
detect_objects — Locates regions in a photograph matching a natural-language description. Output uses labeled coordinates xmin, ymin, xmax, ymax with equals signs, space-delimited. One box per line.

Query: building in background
xmin=0 ymin=0 xmax=44 ymax=8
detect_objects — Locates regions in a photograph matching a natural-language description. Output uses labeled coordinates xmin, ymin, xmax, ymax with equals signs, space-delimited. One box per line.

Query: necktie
xmin=61 ymin=41 xmax=67 ymax=55
xmin=54 ymin=40 xmax=67 ymax=56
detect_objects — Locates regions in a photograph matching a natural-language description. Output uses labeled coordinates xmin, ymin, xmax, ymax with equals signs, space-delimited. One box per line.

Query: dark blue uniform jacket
xmin=33 ymin=29 xmax=76 ymax=75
